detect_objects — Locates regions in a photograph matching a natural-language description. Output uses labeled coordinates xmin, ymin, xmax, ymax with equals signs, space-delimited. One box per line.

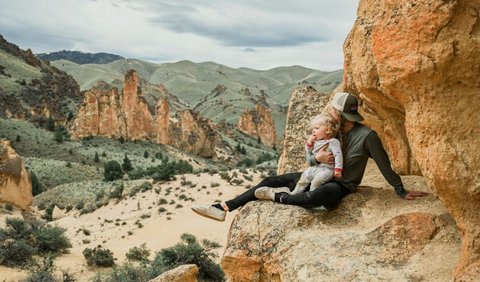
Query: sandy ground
xmin=0 ymin=169 xmax=262 ymax=281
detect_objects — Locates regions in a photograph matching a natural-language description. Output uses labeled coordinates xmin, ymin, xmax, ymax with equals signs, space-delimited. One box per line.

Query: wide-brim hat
xmin=331 ymin=92 xmax=364 ymax=122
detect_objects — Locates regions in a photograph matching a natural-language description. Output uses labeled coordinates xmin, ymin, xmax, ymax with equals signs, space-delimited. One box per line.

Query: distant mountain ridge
xmin=52 ymin=58 xmax=343 ymax=138
xmin=0 ymin=33 xmax=342 ymax=143
xmin=37 ymin=50 xmax=124 ymax=64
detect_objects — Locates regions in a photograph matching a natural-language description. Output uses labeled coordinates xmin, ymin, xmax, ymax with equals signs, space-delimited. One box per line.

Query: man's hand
xmin=315 ymin=145 xmax=333 ymax=164
xmin=404 ymin=191 xmax=429 ymax=200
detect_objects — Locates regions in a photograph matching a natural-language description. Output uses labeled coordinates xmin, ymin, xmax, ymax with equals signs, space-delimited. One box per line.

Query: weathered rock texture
xmin=342 ymin=0 xmax=480 ymax=278
xmin=0 ymin=140 xmax=32 ymax=209
xmin=222 ymin=183 xmax=459 ymax=281
xmin=148 ymin=264 xmax=198 ymax=282
xmin=70 ymin=70 xmax=217 ymax=157
xmin=277 ymin=86 xmax=331 ymax=174
xmin=238 ymin=103 xmax=277 ymax=147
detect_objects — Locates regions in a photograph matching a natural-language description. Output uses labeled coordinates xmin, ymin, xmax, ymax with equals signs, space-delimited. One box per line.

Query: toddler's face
xmin=311 ymin=122 xmax=327 ymax=140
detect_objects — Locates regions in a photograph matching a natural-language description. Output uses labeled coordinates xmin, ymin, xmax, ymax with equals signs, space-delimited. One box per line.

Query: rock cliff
xmin=277 ymin=86 xmax=331 ymax=174
xmin=342 ymin=0 xmax=480 ymax=278
xmin=222 ymin=168 xmax=460 ymax=281
xmin=0 ymin=139 xmax=32 ymax=209
xmin=70 ymin=70 xmax=217 ymax=157
xmin=237 ymin=103 xmax=277 ymax=147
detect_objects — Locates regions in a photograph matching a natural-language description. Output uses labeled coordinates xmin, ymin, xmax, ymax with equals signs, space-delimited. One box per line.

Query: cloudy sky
xmin=0 ymin=0 xmax=358 ymax=71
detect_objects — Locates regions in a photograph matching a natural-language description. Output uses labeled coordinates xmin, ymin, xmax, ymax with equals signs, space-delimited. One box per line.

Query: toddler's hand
xmin=307 ymin=134 xmax=316 ymax=145
xmin=334 ymin=170 xmax=342 ymax=179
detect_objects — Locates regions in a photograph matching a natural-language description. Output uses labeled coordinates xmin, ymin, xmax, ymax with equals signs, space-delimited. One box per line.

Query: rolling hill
xmin=51 ymin=58 xmax=343 ymax=138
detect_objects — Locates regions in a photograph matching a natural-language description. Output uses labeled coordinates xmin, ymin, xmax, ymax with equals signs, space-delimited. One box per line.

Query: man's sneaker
xmin=191 ymin=205 xmax=226 ymax=222
xmin=254 ymin=187 xmax=291 ymax=201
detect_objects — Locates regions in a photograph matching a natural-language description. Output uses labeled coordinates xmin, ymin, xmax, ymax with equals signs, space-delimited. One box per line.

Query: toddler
xmin=291 ymin=114 xmax=343 ymax=194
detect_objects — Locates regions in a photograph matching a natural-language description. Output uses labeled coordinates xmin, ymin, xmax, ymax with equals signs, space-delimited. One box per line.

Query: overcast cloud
xmin=0 ymin=0 xmax=358 ymax=70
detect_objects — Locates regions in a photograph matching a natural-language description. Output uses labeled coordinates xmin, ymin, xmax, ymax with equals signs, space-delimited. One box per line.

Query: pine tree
xmin=122 ymin=153 xmax=133 ymax=172
xmin=46 ymin=117 xmax=55 ymax=131
xmin=54 ymin=128 xmax=63 ymax=143
xmin=143 ymin=150 xmax=149 ymax=159
xmin=93 ymin=152 xmax=100 ymax=163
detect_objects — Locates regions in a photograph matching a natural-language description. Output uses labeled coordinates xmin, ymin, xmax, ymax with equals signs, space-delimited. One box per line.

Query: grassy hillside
xmin=0 ymin=118 xmax=275 ymax=190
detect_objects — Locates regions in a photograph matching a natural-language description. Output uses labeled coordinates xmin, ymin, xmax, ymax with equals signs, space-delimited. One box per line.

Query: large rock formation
xmin=0 ymin=140 xmax=32 ymax=209
xmin=342 ymin=0 xmax=480 ymax=278
xmin=70 ymin=70 xmax=217 ymax=157
xmin=277 ymin=86 xmax=331 ymax=174
xmin=237 ymin=103 xmax=277 ymax=147
xmin=170 ymin=110 xmax=217 ymax=158
xmin=122 ymin=70 xmax=156 ymax=140
xmin=222 ymin=184 xmax=459 ymax=281
xmin=70 ymin=81 xmax=126 ymax=138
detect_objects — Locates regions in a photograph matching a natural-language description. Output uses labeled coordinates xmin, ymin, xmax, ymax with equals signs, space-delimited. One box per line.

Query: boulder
xmin=148 ymin=264 xmax=198 ymax=282
xmin=222 ymin=199 xmax=448 ymax=281
xmin=0 ymin=139 xmax=32 ymax=209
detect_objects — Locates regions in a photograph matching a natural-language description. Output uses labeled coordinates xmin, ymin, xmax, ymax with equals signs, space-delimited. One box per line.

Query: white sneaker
xmin=254 ymin=187 xmax=291 ymax=201
xmin=191 ymin=205 xmax=226 ymax=222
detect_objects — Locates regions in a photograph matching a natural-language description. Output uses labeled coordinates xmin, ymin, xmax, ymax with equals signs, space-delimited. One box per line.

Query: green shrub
xmin=149 ymin=162 xmax=175 ymax=181
xmin=4 ymin=203 xmax=14 ymax=211
xmin=54 ymin=128 xmax=64 ymax=143
xmin=150 ymin=233 xmax=224 ymax=281
xmin=92 ymin=261 xmax=150 ymax=282
xmin=158 ymin=207 xmax=167 ymax=213
xmin=75 ymin=201 xmax=85 ymax=210
xmin=128 ymin=167 xmax=147 ymax=180
xmin=23 ymin=255 xmax=57 ymax=282
xmin=109 ymin=184 xmax=124 ymax=200
xmin=104 ymin=160 xmax=123 ymax=181
xmin=0 ymin=217 xmax=71 ymax=267
xmin=126 ymin=243 xmax=150 ymax=261
xmin=33 ymin=225 xmax=71 ymax=254
xmin=42 ymin=204 xmax=55 ymax=221
xmin=83 ymin=246 xmax=115 ymax=267
xmin=88 ymin=234 xmax=223 ymax=281
xmin=238 ymin=158 xmax=254 ymax=167
xmin=0 ymin=239 xmax=36 ymax=266
xmin=140 ymin=182 xmax=153 ymax=192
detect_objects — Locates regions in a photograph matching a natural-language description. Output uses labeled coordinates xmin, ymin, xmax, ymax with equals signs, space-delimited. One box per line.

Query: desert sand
xmin=0 ymin=169 xmax=262 ymax=281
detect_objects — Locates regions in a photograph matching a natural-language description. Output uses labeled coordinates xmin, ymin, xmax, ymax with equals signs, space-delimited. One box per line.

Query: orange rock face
xmin=155 ymin=98 xmax=171 ymax=144
xmin=122 ymin=70 xmax=156 ymax=140
xmin=70 ymin=82 xmax=125 ymax=139
xmin=343 ymin=0 xmax=480 ymax=278
xmin=0 ymin=139 xmax=32 ymax=209
xmin=70 ymin=70 xmax=217 ymax=157
xmin=170 ymin=110 xmax=217 ymax=158
xmin=237 ymin=103 xmax=276 ymax=147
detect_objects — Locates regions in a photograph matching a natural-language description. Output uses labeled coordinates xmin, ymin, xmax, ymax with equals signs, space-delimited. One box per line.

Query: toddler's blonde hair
xmin=310 ymin=114 xmax=338 ymax=138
